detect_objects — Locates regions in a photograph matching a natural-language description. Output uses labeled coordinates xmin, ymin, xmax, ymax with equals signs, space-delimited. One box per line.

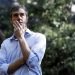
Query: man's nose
xmin=17 ymin=15 xmax=23 ymax=22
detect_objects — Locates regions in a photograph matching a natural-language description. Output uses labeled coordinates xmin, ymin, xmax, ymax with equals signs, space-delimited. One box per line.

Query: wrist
xmin=18 ymin=36 xmax=25 ymax=41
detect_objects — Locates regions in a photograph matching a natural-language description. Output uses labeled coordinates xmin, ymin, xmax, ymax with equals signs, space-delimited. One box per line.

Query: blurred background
xmin=0 ymin=0 xmax=75 ymax=75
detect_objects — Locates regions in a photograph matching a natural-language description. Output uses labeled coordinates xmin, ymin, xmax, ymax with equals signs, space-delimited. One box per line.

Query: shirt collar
xmin=10 ymin=28 xmax=33 ymax=41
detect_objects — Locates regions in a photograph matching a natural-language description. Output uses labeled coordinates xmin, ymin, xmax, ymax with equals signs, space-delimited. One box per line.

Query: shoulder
xmin=36 ymin=32 xmax=46 ymax=38
xmin=1 ymin=37 xmax=12 ymax=47
xmin=28 ymin=29 xmax=46 ymax=38
xmin=33 ymin=32 xmax=46 ymax=41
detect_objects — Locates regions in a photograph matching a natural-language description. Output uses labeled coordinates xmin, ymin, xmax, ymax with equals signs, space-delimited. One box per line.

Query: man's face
xmin=11 ymin=8 xmax=28 ymax=28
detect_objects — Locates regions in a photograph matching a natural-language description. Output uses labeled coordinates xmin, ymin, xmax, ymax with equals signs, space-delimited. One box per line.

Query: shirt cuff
xmin=26 ymin=51 xmax=39 ymax=67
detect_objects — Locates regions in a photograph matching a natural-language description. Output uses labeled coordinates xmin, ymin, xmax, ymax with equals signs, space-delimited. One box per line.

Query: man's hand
xmin=13 ymin=21 xmax=26 ymax=39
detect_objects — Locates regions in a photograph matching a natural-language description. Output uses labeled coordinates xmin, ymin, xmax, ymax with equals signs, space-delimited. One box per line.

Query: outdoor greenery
xmin=0 ymin=0 xmax=75 ymax=75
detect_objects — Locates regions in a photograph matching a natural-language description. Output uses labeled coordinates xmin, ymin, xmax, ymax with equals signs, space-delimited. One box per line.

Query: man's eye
xmin=13 ymin=13 xmax=18 ymax=17
xmin=20 ymin=13 xmax=24 ymax=16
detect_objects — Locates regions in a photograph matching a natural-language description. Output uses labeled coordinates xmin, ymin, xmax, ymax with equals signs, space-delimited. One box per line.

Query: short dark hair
xmin=9 ymin=4 xmax=28 ymax=17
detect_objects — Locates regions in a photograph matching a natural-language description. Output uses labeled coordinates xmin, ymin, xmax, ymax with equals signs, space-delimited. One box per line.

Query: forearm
xmin=7 ymin=58 xmax=25 ymax=74
xmin=18 ymin=37 xmax=30 ymax=61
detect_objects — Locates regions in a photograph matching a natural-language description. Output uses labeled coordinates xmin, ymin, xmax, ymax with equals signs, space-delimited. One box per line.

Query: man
xmin=0 ymin=4 xmax=46 ymax=75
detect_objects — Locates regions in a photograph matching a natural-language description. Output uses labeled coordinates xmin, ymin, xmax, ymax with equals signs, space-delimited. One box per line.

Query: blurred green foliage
xmin=0 ymin=0 xmax=75 ymax=75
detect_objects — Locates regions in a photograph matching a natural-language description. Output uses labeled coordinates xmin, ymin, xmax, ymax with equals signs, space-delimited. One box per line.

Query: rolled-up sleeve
xmin=0 ymin=42 xmax=9 ymax=74
xmin=26 ymin=34 xmax=46 ymax=73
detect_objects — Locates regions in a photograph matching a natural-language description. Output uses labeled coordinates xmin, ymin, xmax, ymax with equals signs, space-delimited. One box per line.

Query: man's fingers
xmin=13 ymin=21 xmax=25 ymax=33
xmin=14 ymin=28 xmax=18 ymax=32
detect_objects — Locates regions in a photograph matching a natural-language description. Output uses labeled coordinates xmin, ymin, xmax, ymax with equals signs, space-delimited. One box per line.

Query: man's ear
xmin=26 ymin=15 xmax=28 ymax=24
xmin=9 ymin=18 xmax=14 ymax=28
xmin=10 ymin=19 xmax=12 ymax=25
